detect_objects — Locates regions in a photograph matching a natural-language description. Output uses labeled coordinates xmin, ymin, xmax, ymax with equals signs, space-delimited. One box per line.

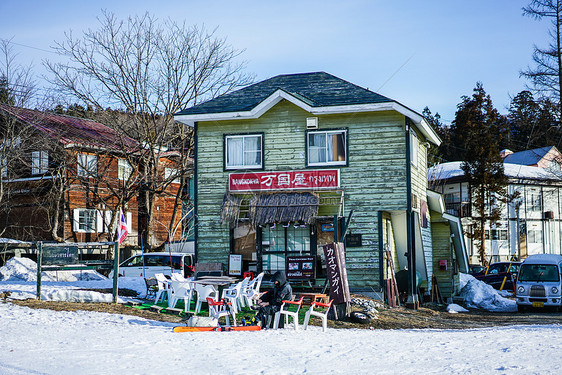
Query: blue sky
xmin=0 ymin=0 xmax=549 ymax=124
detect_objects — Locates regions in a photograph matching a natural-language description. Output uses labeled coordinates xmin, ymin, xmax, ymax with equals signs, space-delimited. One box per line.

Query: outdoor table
xmin=297 ymin=292 xmax=329 ymax=306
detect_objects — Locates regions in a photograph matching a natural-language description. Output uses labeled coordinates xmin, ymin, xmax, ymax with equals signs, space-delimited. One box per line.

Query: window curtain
xmin=227 ymin=137 xmax=243 ymax=166
xmin=244 ymin=136 xmax=261 ymax=166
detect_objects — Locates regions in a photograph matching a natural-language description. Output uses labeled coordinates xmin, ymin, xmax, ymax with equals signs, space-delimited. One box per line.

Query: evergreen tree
xmin=422 ymin=107 xmax=448 ymax=165
xmin=508 ymin=91 xmax=562 ymax=150
xmin=0 ymin=75 xmax=15 ymax=105
xmin=452 ymin=83 xmax=512 ymax=266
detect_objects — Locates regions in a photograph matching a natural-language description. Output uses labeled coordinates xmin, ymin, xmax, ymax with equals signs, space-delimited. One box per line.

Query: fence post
xmin=112 ymin=242 xmax=119 ymax=303
xmin=36 ymin=242 xmax=42 ymax=300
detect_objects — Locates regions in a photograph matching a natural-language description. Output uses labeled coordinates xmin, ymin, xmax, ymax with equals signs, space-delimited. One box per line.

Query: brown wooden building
xmin=0 ymin=104 xmax=187 ymax=247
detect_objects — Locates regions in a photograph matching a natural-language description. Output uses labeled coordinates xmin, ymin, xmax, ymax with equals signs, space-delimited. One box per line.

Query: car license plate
xmin=532 ymin=302 xmax=544 ymax=308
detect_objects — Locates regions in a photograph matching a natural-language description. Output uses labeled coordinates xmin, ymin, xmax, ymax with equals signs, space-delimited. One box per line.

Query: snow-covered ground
xmin=1 ymin=257 xmax=561 ymax=374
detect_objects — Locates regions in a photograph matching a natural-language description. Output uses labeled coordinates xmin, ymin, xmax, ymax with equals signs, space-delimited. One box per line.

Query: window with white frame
xmin=32 ymin=151 xmax=49 ymax=175
xmin=410 ymin=130 xmax=418 ymax=168
xmin=225 ymin=134 xmax=263 ymax=170
xmin=307 ymin=129 xmax=347 ymax=166
xmin=77 ymin=153 xmax=97 ymax=177
xmin=118 ymin=159 xmax=133 ymax=180
xmin=74 ymin=208 xmax=97 ymax=233
xmin=164 ymin=167 xmax=181 ymax=183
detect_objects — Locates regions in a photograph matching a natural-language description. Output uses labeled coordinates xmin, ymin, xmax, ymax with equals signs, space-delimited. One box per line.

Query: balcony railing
xmin=445 ymin=202 xmax=471 ymax=218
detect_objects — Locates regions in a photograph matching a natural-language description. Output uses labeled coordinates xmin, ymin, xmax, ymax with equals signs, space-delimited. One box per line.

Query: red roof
xmin=0 ymin=104 xmax=138 ymax=151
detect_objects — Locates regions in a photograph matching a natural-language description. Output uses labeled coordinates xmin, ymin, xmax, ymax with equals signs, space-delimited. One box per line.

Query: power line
xmin=0 ymin=38 xmax=57 ymax=55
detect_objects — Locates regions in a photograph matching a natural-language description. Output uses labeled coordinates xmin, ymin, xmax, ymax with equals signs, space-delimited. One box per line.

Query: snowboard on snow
xmin=172 ymin=325 xmax=261 ymax=333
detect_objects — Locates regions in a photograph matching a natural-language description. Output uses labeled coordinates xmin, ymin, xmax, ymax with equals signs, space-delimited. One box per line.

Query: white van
xmin=516 ymin=254 xmax=562 ymax=312
xmin=108 ymin=252 xmax=194 ymax=278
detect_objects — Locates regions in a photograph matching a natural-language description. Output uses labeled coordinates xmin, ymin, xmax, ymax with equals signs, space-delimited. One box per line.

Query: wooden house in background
xmin=175 ymin=71 xmax=461 ymax=299
xmin=0 ymin=104 xmax=187 ymax=248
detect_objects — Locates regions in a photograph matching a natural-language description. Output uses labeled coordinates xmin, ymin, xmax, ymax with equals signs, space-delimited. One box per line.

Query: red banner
xmin=229 ymin=169 xmax=339 ymax=192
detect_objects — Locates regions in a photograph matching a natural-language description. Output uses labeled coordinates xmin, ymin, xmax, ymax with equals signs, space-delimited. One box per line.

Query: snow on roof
xmin=429 ymin=161 xmax=562 ymax=182
xmin=503 ymin=146 xmax=554 ymax=166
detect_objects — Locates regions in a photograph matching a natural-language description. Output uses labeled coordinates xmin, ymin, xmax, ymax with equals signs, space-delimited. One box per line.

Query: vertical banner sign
xmin=323 ymin=243 xmax=351 ymax=305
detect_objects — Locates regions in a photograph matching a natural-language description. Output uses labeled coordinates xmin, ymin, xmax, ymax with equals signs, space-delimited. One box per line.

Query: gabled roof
xmin=174 ymin=72 xmax=441 ymax=146
xmin=503 ymin=146 xmax=557 ymax=166
xmin=0 ymin=104 xmax=138 ymax=151
xmin=176 ymin=72 xmax=392 ymax=115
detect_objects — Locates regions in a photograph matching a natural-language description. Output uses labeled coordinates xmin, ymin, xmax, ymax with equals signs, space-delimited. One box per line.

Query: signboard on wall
xmin=286 ymin=256 xmax=316 ymax=280
xmin=229 ymin=169 xmax=339 ymax=192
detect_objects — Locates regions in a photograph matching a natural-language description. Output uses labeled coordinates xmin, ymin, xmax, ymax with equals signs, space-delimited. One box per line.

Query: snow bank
xmin=459 ymin=273 xmax=517 ymax=312
xmin=42 ymin=289 xmax=124 ymax=303
xmin=0 ymin=256 xmax=107 ymax=282
xmin=447 ymin=303 xmax=468 ymax=313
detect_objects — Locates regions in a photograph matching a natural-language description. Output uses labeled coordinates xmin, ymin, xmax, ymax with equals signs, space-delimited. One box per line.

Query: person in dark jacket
xmin=255 ymin=270 xmax=292 ymax=328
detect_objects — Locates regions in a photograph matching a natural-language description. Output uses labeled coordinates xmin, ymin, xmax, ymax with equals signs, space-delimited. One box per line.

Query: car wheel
xmin=350 ymin=311 xmax=371 ymax=324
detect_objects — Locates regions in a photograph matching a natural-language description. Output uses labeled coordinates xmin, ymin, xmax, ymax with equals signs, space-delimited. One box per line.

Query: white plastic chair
xmin=274 ymin=296 xmax=304 ymax=330
xmin=207 ymin=297 xmax=236 ymax=326
xmin=242 ymin=272 xmax=264 ymax=308
xmin=170 ymin=273 xmax=188 ymax=282
xmin=222 ymin=277 xmax=250 ymax=313
xmin=303 ymin=299 xmax=333 ymax=332
xmin=154 ymin=273 xmax=170 ymax=304
xmin=194 ymin=284 xmax=219 ymax=314
xmin=168 ymin=280 xmax=194 ymax=312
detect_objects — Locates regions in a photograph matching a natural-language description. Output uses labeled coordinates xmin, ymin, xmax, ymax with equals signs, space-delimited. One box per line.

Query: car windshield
xmin=518 ymin=264 xmax=560 ymax=282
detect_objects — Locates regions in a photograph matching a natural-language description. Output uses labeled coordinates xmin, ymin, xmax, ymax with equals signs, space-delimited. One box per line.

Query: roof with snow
xmin=428 ymin=161 xmax=562 ymax=182
xmin=0 ymin=104 xmax=138 ymax=151
xmin=503 ymin=146 xmax=556 ymax=166
xmin=175 ymin=72 xmax=441 ymax=145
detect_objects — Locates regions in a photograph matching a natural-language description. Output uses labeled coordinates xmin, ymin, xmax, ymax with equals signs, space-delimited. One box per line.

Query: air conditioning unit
xmin=544 ymin=211 xmax=554 ymax=220
xmin=306 ymin=117 xmax=318 ymax=129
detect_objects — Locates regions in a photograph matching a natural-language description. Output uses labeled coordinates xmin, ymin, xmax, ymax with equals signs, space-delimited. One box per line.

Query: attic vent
xmin=306 ymin=117 xmax=318 ymax=129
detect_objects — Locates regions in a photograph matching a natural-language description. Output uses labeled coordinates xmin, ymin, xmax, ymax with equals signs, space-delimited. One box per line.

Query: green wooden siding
xmin=196 ymin=99 xmax=431 ymax=289
xmin=430 ymin=213 xmax=458 ymax=298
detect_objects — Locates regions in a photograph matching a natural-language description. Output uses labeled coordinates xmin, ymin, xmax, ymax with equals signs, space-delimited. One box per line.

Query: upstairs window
xmin=164 ymin=167 xmax=181 ymax=183
xmin=307 ymin=129 xmax=347 ymax=166
xmin=118 ymin=159 xmax=133 ymax=180
xmin=225 ymin=134 xmax=263 ymax=170
xmin=410 ymin=130 xmax=418 ymax=168
xmin=77 ymin=153 xmax=97 ymax=177
xmin=73 ymin=208 xmax=97 ymax=233
xmin=32 ymin=151 xmax=49 ymax=175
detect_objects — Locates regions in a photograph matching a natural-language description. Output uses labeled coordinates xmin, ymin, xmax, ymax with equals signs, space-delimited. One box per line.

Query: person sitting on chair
xmin=255 ymin=270 xmax=292 ymax=328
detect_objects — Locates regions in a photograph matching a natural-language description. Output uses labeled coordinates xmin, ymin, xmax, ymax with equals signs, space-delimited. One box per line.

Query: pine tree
xmin=0 ymin=75 xmax=15 ymax=105
xmin=508 ymin=91 xmax=562 ymax=150
xmin=422 ymin=107 xmax=448 ymax=165
xmin=452 ymin=83 xmax=512 ymax=266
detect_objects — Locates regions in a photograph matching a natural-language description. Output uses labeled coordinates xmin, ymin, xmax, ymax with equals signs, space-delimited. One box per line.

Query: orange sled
xmin=173 ymin=325 xmax=261 ymax=333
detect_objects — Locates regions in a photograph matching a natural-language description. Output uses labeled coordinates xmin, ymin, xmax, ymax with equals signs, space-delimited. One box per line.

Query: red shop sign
xmin=229 ymin=169 xmax=340 ymax=192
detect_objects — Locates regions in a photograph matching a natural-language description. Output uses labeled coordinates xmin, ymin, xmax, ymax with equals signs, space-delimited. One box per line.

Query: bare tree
xmin=521 ymin=0 xmax=562 ymax=118
xmin=45 ymin=11 xmax=252 ymax=248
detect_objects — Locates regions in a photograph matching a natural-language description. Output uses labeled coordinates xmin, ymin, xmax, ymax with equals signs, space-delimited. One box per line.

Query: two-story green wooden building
xmin=175 ymin=72 xmax=444 ymax=294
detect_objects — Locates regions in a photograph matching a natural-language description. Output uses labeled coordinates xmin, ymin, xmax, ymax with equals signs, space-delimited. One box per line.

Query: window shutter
xmin=126 ymin=212 xmax=132 ymax=232
xmin=96 ymin=210 xmax=104 ymax=232
xmin=105 ymin=211 xmax=112 ymax=233
xmin=73 ymin=209 xmax=80 ymax=231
